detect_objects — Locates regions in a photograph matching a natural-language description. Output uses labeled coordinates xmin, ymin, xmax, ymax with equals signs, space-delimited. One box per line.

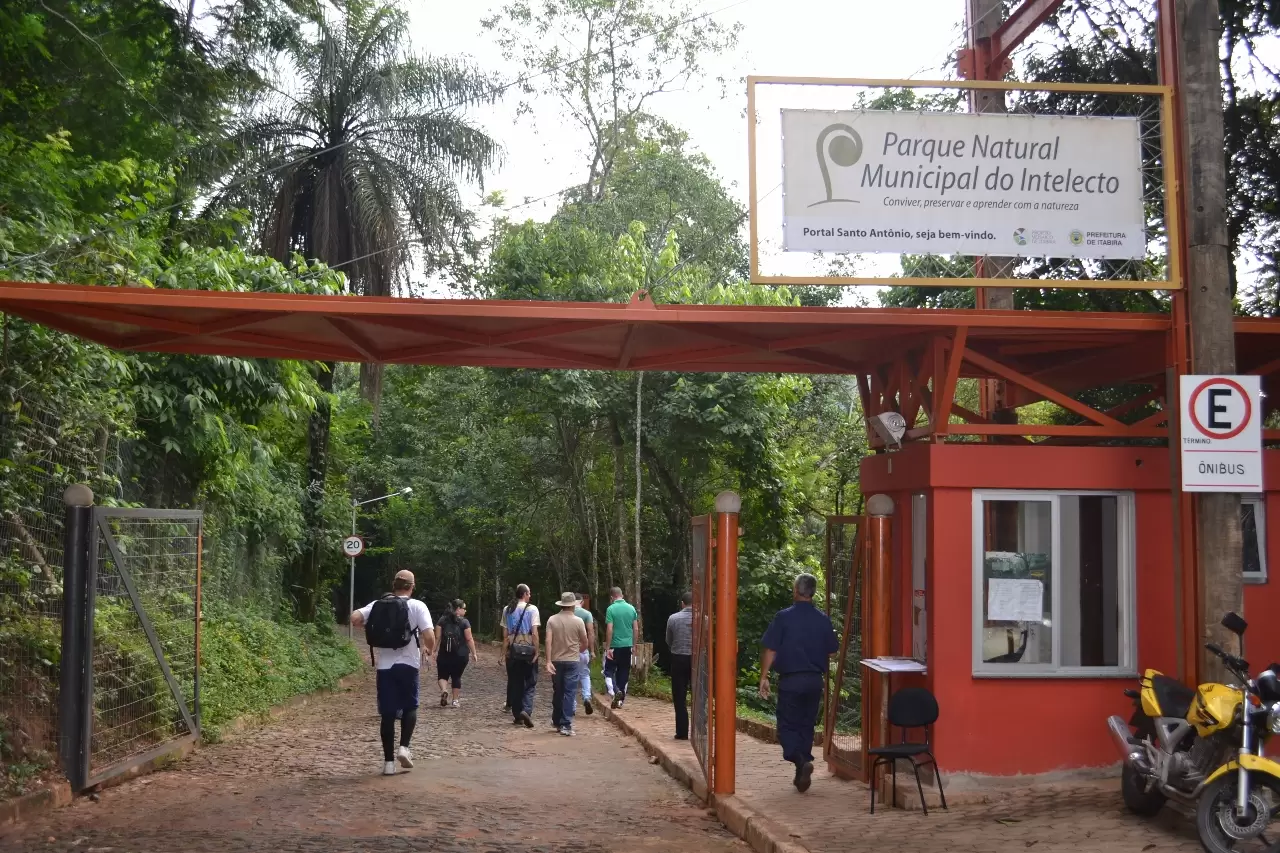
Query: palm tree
xmin=214 ymin=0 xmax=499 ymax=390
xmin=208 ymin=0 xmax=500 ymax=620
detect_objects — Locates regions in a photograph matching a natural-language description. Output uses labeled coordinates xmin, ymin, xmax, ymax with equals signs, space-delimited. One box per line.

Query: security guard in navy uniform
xmin=757 ymin=572 xmax=839 ymax=792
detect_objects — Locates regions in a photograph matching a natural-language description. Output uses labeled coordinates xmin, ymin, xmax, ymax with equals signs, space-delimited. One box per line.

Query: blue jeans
xmin=577 ymin=652 xmax=592 ymax=701
xmin=551 ymin=660 xmax=581 ymax=729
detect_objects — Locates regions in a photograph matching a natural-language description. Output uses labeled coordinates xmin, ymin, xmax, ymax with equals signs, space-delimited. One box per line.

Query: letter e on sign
xmin=342 ymin=535 xmax=365 ymax=557
xmin=1179 ymin=375 xmax=1263 ymax=493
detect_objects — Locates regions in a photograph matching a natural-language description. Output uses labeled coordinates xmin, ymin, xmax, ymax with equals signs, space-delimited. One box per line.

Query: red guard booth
xmin=855 ymin=317 xmax=1280 ymax=781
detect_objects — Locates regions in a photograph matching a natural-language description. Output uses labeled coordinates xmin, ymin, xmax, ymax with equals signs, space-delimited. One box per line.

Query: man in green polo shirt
xmin=604 ymin=587 xmax=639 ymax=709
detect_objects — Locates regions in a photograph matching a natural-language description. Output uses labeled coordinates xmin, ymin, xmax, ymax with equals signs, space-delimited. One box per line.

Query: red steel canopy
xmin=0 ymin=281 xmax=1274 ymax=390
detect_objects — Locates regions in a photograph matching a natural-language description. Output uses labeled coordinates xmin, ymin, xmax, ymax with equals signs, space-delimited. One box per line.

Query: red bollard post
xmin=712 ymin=490 xmax=741 ymax=795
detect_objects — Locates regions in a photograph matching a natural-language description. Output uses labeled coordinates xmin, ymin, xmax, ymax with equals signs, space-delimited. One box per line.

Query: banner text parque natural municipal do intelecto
xmin=780 ymin=109 xmax=1145 ymax=260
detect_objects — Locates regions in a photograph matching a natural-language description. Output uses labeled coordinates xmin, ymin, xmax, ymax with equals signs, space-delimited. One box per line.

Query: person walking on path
xmin=350 ymin=570 xmax=435 ymax=776
xmin=757 ymin=573 xmax=838 ymax=793
xmin=546 ymin=592 xmax=591 ymax=736
xmin=665 ymin=591 xmax=694 ymax=740
xmin=604 ymin=587 xmax=639 ymax=709
xmin=573 ymin=592 xmax=595 ymax=715
xmin=434 ymin=599 xmax=479 ymax=708
xmin=503 ymin=583 xmax=540 ymax=728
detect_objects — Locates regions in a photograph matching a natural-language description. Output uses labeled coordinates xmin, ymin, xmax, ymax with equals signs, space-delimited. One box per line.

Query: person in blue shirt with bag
xmin=757 ymin=572 xmax=839 ymax=793
xmin=502 ymin=583 xmax=541 ymax=728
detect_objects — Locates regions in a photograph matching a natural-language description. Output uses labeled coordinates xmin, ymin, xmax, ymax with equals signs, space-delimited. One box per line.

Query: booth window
xmin=972 ymin=491 xmax=1135 ymax=677
xmin=1242 ymin=496 xmax=1266 ymax=584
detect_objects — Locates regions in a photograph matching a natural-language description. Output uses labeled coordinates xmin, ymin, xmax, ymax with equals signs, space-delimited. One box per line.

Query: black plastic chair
xmin=867 ymin=687 xmax=947 ymax=815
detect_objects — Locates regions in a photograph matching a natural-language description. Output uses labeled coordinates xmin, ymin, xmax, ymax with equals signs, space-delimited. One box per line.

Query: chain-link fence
xmin=824 ymin=517 xmax=865 ymax=776
xmin=0 ymin=385 xmax=240 ymax=797
xmin=0 ymin=393 xmax=113 ymax=798
xmin=689 ymin=514 xmax=713 ymax=789
xmin=87 ymin=512 xmax=200 ymax=779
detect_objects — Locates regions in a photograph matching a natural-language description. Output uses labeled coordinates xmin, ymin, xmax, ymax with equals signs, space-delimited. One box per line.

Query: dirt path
xmin=0 ymin=652 xmax=746 ymax=853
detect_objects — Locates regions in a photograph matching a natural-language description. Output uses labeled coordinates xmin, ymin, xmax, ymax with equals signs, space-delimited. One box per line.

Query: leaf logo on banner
xmin=809 ymin=124 xmax=863 ymax=207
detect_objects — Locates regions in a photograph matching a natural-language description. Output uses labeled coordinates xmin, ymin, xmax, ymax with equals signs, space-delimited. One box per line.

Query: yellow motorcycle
xmin=1108 ymin=612 xmax=1280 ymax=852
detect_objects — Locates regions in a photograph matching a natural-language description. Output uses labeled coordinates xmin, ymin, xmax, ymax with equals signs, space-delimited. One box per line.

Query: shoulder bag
xmin=507 ymin=602 xmax=537 ymax=663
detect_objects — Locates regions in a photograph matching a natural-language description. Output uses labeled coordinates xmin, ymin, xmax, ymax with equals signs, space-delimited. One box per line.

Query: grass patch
xmin=199 ymin=605 xmax=360 ymax=740
xmin=586 ymin=655 xmax=672 ymax=701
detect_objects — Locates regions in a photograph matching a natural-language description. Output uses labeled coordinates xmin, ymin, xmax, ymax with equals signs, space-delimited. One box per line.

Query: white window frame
xmin=1243 ymin=495 xmax=1267 ymax=585
xmin=972 ymin=490 xmax=1137 ymax=678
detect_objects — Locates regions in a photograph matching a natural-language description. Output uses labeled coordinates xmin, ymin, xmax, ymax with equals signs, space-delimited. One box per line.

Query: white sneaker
xmin=451 ymin=700 xmax=460 ymax=708
xmin=382 ymin=761 xmax=397 ymax=776
xmin=396 ymin=746 xmax=414 ymax=769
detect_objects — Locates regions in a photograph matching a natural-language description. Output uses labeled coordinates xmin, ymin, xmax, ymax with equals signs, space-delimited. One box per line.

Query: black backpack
xmin=440 ymin=615 xmax=464 ymax=655
xmin=365 ymin=593 xmax=418 ymax=665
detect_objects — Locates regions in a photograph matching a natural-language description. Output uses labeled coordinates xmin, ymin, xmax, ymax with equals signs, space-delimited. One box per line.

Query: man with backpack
xmin=503 ymin=583 xmax=540 ymax=728
xmin=351 ymin=570 xmax=435 ymax=776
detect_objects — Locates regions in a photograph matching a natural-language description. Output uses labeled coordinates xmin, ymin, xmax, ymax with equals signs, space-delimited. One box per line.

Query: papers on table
xmin=860 ymin=657 xmax=927 ymax=674
xmin=987 ymin=577 xmax=1044 ymax=623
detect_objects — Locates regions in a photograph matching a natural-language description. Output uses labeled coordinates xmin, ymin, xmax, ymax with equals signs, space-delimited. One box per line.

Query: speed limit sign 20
xmin=342 ymin=535 xmax=365 ymax=557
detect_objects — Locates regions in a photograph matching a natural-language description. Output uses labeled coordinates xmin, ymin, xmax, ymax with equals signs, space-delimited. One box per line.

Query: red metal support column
xmin=712 ymin=491 xmax=741 ymax=795
xmin=861 ymin=495 xmax=895 ymax=782
xmin=1156 ymin=0 xmax=1200 ymax=687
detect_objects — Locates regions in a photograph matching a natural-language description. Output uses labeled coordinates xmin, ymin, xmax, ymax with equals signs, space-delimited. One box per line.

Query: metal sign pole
xmin=349 ymin=503 xmax=357 ymax=640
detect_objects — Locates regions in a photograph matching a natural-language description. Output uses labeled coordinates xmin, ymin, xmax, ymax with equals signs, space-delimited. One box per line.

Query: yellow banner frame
xmin=746 ymin=76 xmax=1181 ymax=291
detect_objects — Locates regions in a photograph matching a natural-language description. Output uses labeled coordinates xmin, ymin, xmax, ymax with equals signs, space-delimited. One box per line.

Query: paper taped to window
xmin=987 ymin=578 xmax=1044 ymax=623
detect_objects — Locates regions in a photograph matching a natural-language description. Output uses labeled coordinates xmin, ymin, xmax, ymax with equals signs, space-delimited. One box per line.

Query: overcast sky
xmin=409 ymin=0 xmax=966 ymax=235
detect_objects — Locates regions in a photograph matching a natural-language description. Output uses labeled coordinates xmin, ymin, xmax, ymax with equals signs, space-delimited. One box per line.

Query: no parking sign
xmin=1179 ymin=375 xmax=1263 ymax=492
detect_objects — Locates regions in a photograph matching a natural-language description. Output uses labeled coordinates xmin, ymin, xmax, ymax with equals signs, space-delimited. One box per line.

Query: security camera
xmin=871 ymin=411 xmax=908 ymax=449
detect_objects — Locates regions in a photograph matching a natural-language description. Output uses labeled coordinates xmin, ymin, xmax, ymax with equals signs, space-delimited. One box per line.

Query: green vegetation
xmin=2 ymin=0 xmax=1278 ymax=798
xmin=199 ymin=607 xmax=360 ymax=740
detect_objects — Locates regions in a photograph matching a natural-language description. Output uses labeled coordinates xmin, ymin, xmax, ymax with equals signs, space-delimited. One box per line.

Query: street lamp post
xmin=348 ymin=486 xmax=412 ymax=638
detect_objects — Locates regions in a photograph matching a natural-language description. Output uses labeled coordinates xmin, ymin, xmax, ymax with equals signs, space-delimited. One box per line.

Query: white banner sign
xmin=1179 ymin=375 xmax=1264 ymax=492
xmin=781 ymin=109 xmax=1145 ymax=259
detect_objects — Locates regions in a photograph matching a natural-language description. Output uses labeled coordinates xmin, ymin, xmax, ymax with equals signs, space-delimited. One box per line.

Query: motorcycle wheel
xmin=1196 ymin=772 xmax=1280 ymax=853
xmin=1121 ymin=761 xmax=1166 ymax=817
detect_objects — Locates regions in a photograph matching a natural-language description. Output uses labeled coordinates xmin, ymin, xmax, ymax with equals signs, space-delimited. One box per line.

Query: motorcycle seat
xmin=1152 ymin=674 xmax=1195 ymax=719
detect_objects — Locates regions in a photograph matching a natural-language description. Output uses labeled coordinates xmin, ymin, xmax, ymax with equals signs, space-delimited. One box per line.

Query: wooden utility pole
xmin=1162 ymin=0 xmax=1242 ymax=682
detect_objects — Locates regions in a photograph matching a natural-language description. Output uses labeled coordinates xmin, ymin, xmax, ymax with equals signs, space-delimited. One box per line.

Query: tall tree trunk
xmin=295 ymin=362 xmax=334 ymax=621
xmin=360 ymin=363 xmax=384 ymax=429
xmin=632 ymin=372 xmax=643 ymax=628
xmin=609 ymin=418 xmax=632 ymax=600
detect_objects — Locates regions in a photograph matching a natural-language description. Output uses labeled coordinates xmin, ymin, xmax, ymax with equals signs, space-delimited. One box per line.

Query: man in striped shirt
xmin=665 ymin=591 xmax=694 ymax=740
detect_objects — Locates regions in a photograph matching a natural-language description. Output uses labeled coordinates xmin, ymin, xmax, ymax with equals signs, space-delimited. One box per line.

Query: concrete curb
xmin=735 ymin=716 xmax=824 ymax=747
xmin=593 ymin=695 xmax=812 ymax=853
xmin=0 ymin=782 xmax=72 ymax=829
xmin=0 ymin=668 xmax=363 ymax=830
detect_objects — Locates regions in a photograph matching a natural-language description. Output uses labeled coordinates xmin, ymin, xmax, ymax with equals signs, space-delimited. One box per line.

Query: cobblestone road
xmin=0 ymin=653 xmax=745 ymax=853
xmin=614 ymin=695 xmax=1202 ymax=853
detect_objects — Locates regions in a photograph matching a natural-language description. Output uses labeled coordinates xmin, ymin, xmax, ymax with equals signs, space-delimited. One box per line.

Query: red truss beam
xmin=990 ymin=0 xmax=1067 ymax=73
xmin=958 ymin=0 xmax=1067 ymax=81
xmin=0 ymin=282 xmax=1277 ymax=451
